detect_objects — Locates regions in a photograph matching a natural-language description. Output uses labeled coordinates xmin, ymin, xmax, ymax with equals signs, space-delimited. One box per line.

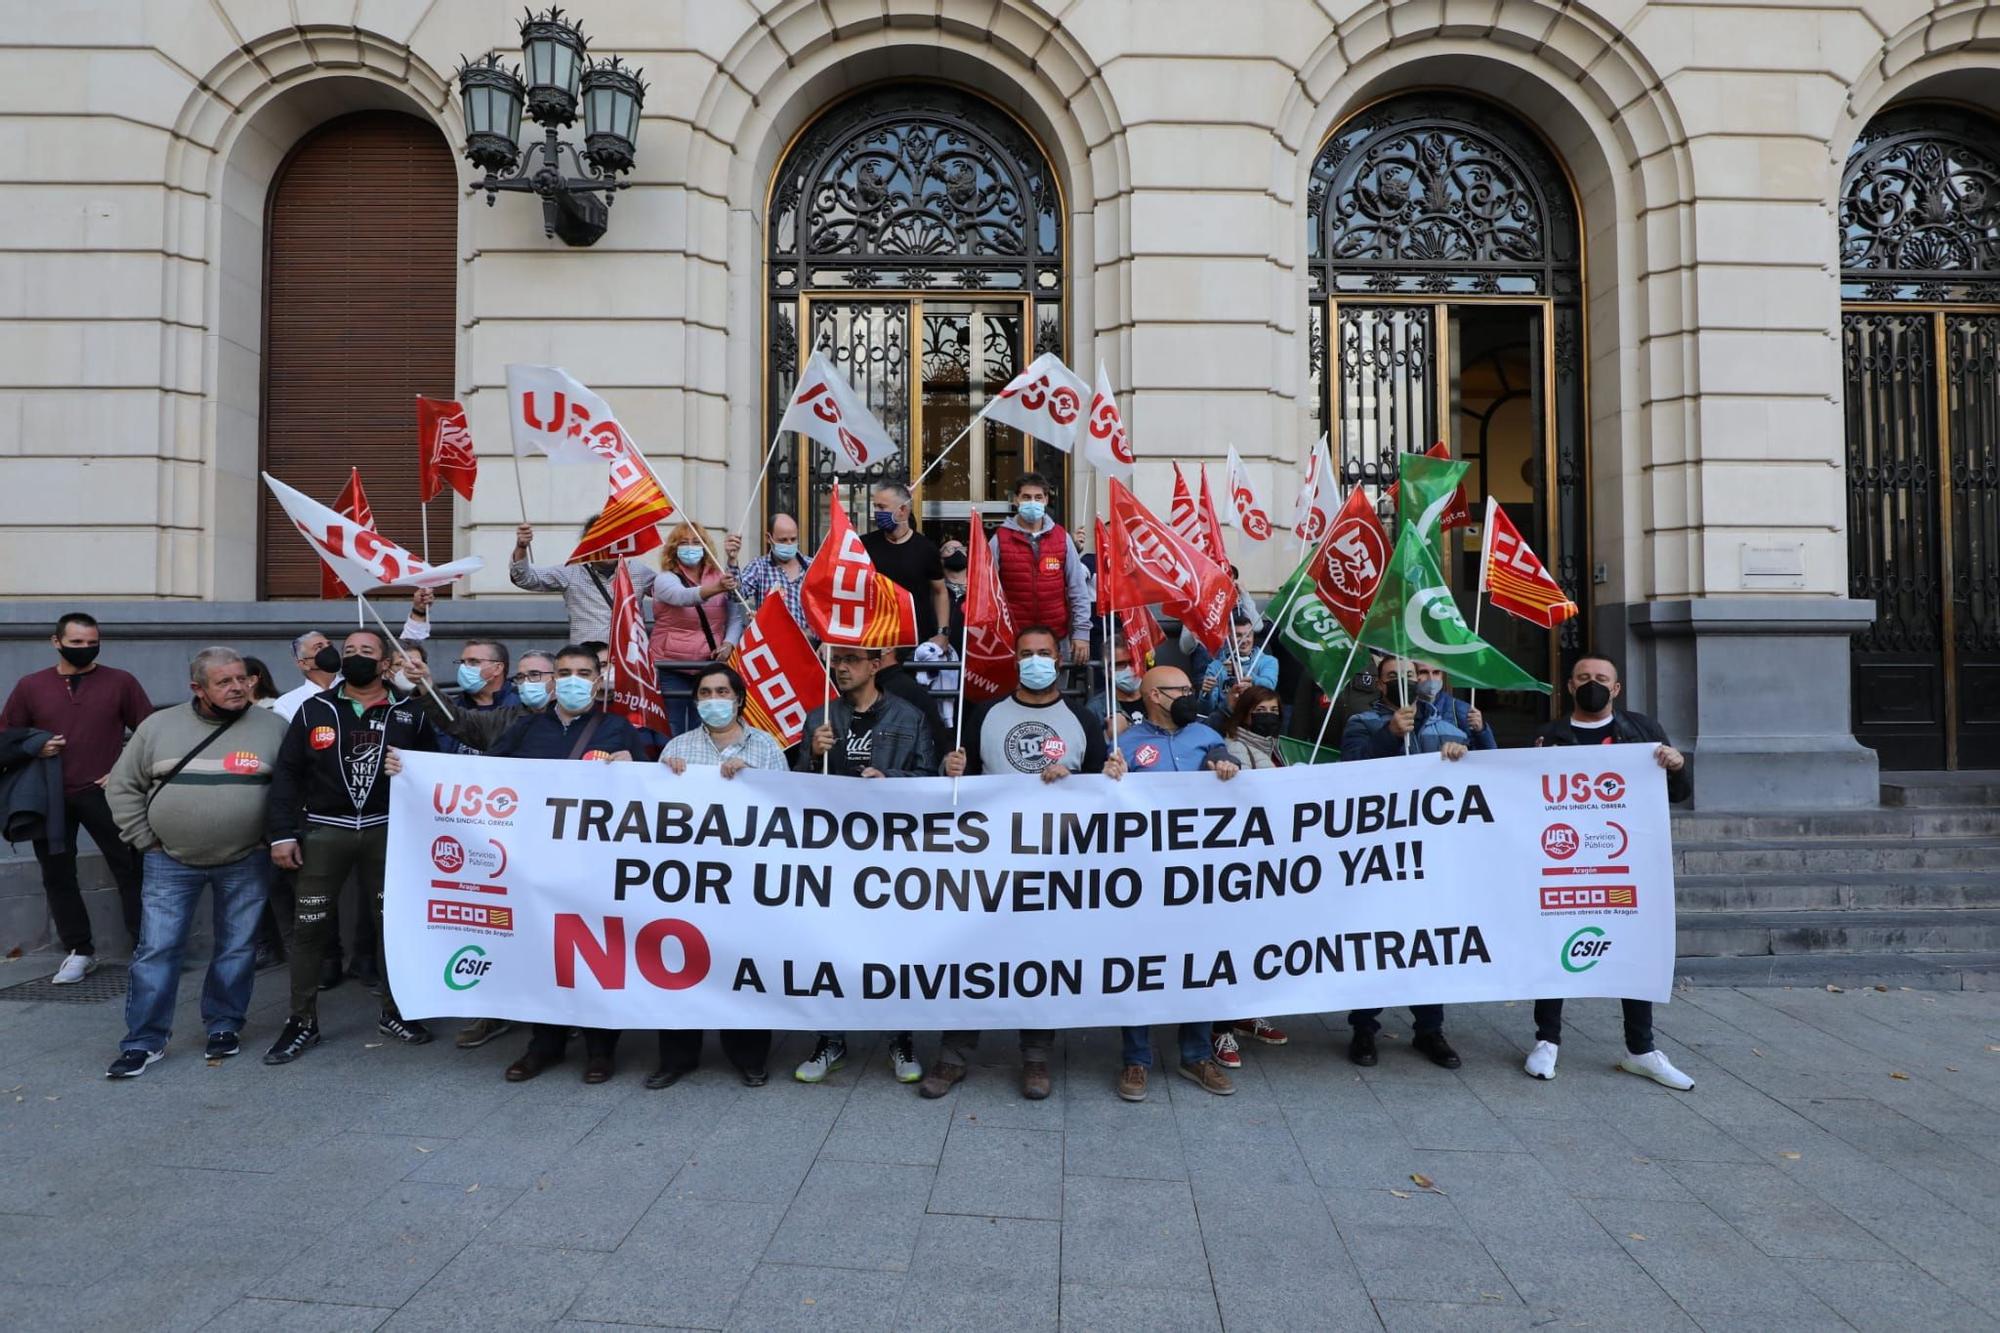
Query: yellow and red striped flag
xmin=800 ymin=493 xmax=918 ymax=647
xmin=1479 ymin=495 xmax=1578 ymax=628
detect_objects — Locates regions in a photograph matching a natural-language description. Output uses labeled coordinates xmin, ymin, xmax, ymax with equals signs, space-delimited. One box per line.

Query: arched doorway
xmin=1307 ymin=92 xmax=1587 ymax=743
xmin=259 ymin=110 xmax=457 ymax=598
xmin=765 ymin=83 xmax=1065 ymax=548
xmin=1842 ymin=104 xmax=2000 ymax=771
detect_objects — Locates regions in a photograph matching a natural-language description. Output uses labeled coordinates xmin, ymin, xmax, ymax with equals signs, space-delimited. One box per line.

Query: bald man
xmin=725 ymin=512 xmax=813 ymax=640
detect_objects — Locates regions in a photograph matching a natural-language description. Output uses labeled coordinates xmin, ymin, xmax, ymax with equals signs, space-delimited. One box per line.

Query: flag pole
xmin=359 ymin=593 xmax=454 ymax=722
xmin=951 ymin=607 xmax=969 ymax=807
xmin=1309 ymin=633 xmax=1364 ymax=762
xmin=420 ymin=501 xmax=431 ymax=564
xmin=626 ymin=445 xmax=759 ymax=620
xmin=509 ymin=452 xmax=533 ymax=559
xmin=1102 ymin=610 xmax=1116 ymax=741
xmin=1399 ymin=653 xmax=1412 ymax=756
xmin=1469 ymin=497 xmax=1494 ymax=718
xmin=820 ymin=643 xmax=833 ymax=777
xmin=732 ymin=424 xmax=787 ymax=546
xmin=912 ymin=417 xmax=979 ymax=493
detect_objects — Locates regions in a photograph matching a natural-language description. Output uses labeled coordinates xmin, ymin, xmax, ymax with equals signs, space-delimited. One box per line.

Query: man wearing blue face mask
xmin=861 ymin=482 xmax=951 ymax=646
xmin=990 ymin=473 xmax=1092 ymax=664
xmin=724 ymin=512 xmax=814 ymax=642
xmin=447 ymin=639 xmax=519 ymax=715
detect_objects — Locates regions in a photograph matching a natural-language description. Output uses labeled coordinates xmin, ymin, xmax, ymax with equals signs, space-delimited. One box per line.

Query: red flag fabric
xmin=1310 ymin=485 xmax=1393 ymax=637
xmin=1105 ymin=479 xmax=1235 ymax=652
xmin=567 ymin=440 xmax=674 ymax=565
xmin=800 ymin=495 xmax=919 ymax=647
xmin=608 ymin=562 xmax=671 ymax=736
xmin=1384 ymin=441 xmax=1472 ymax=530
xmin=730 ymin=591 xmax=831 ymax=748
xmin=320 ymin=468 xmax=375 ymax=600
xmin=961 ymin=517 xmax=1018 ymax=702
xmin=1480 ymin=495 xmax=1579 ymax=628
xmin=1168 ymin=464 xmax=1205 ymax=553
xmin=1195 ymin=465 xmax=1231 ymax=565
xmin=1122 ymin=606 xmax=1164 ymax=664
xmin=416 ymin=396 xmax=477 ymax=504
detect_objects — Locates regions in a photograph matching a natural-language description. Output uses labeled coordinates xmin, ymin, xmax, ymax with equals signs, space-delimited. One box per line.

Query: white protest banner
xmin=385 ymin=745 xmax=1675 ymax=1029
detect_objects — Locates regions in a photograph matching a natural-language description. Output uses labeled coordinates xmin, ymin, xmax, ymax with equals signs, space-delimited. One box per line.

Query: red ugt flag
xmin=1310 ymin=485 xmax=1393 ymax=638
xmin=416 ymin=396 xmax=478 ymax=503
xmin=608 ymin=562 xmax=671 ymax=735
xmin=961 ymin=516 xmax=1018 ymax=702
xmin=800 ymin=494 xmax=919 ymax=647
xmin=321 ymin=468 xmax=375 ymax=600
xmin=729 ymin=592 xmax=831 ymax=748
xmin=1105 ymin=479 xmax=1235 ymax=651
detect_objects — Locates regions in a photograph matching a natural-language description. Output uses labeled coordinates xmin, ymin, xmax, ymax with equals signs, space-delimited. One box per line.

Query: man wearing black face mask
xmin=1525 ymin=653 xmax=1694 ymax=1090
xmin=262 ymin=627 xmax=440 ymax=1064
xmin=1 ymin=612 xmax=153 ymax=983
xmin=273 ymin=630 xmax=338 ymax=721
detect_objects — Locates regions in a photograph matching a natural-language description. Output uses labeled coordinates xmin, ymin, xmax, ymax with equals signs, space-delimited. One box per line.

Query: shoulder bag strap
xmin=145 ymin=706 xmax=244 ymax=818
xmin=566 ymin=712 xmax=607 ymax=761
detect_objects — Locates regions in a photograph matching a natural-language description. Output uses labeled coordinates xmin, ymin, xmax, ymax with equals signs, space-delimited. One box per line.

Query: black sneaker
xmin=205 ymin=1031 xmax=241 ymax=1060
xmin=1347 ymin=1030 xmax=1379 ymax=1067
xmin=1413 ymin=1032 xmax=1462 ymax=1070
xmin=263 ymin=1018 xmax=321 ymax=1065
xmin=106 ymin=1048 xmax=164 ymax=1079
xmin=378 ymin=1015 xmax=434 ymax=1045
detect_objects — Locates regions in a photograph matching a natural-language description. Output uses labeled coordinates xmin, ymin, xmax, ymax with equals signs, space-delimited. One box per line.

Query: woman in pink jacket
xmin=649 ymin=521 xmax=743 ymax=735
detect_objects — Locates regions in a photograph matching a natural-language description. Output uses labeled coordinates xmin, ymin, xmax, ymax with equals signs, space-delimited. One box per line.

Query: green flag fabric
xmin=1356 ymin=519 xmax=1552 ymax=693
xmin=1396 ymin=451 xmax=1470 ymax=539
xmin=1277 ymin=735 xmax=1340 ymax=766
xmin=1268 ymin=554 xmax=1368 ymax=700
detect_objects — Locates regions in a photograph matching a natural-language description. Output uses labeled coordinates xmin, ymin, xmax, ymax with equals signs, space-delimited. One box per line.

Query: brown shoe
xmin=917 ymin=1061 xmax=966 ymax=1099
xmin=504 ymin=1049 xmax=554 ymax=1083
xmin=1116 ymin=1064 xmax=1148 ymax=1102
xmin=456 ymin=1018 xmax=511 ymax=1050
xmin=583 ymin=1054 xmax=615 ymax=1085
xmin=1178 ymin=1058 xmax=1236 ymax=1096
xmin=1021 ymin=1060 xmax=1052 ymax=1101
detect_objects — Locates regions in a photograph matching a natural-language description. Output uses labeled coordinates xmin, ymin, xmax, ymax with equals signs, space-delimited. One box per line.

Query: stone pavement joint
xmin=4 ymin=974 xmax=2000 ymax=1331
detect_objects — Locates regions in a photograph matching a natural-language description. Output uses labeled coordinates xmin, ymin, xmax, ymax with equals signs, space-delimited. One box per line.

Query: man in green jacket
xmin=102 ymin=647 xmax=288 ymax=1077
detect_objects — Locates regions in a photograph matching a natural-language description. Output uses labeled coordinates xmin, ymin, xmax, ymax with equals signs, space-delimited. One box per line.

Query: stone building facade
xmin=3 ymin=0 xmax=1998 ymax=808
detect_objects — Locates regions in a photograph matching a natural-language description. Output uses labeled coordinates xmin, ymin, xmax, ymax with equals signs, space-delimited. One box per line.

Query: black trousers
xmin=1349 ymin=1005 xmax=1444 ymax=1036
xmin=1534 ymin=998 xmax=1655 ymax=1055
xmin=33 ymin=786 xmax=143 ymax=954
xmin=656 ymin=1029 xmax=772 ymax=1076
xmin=527 ymin=1024 xmax=620 ymax=1061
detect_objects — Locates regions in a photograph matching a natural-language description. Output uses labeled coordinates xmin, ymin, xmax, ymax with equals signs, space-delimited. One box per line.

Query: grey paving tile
xmin=764 ymin=1158 xmax=934 ymax=1272
xmin=667 ymin=1088 xmax=844 ymax=1203
xmin=1325 ymin=1187 xmax=1518 ymax=1306
xmin=1363 ymin=1074 xmax=1528 ymax=1153
xmin=1057 ymin=1282 xmax=1223 ymax=1332
xmin=893 ymin=1213 xmax=1060 ymax=1330
xmin=1059 ymin=1177 xmax=1210 ymax=1291
xmin=927 ymin=1121 xmax=1062 ymax=1219
xmin=1061 ymin=1099 xmax=1188 ymax=1181
xmin=1193 ymin=1180 xmax=1375 ymax=1330
xmin=1518 ymin=1119 xmax=1698 ymax=1202
xmin=381 ymin=1241 xmax=605 ymax=1331
xmin=817 ymin=1063 xmax=954 ymax=1166
xmin=480 ymin=1144 xmax=675 ymax=1251
xmin=1579 ymin=1198 xmax=1842 ymax=1322
xmin=1661 ymin=1159 xmax=1895 ymax=1260
xmin=252 ymin=1179 xmax=525 ymax=1307
xmin=724 ymin=1262 xmax=907 ymax=1332
xmin=1372 ymin=1300 xmax=1589 ymax=1332
xmin=1784 ymin=1257 xmax=2000 ymax=1330
xmin=569 ymin=1195 xmax=785 ymax=1330
xmin=198 ymin=1297 xmax=396 ymax=1331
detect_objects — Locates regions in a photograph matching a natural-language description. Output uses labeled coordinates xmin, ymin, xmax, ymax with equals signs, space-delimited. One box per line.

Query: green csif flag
xmin=1276 ymin=735 xmax=1340 ymax=766
xmin=1396 ymin=451 xmax=1470 ymax=541
xmin=1356 ymin=519 xmax=1551 ymax=693
xmin=1268 ymin=554 xmax=1368 ymax=700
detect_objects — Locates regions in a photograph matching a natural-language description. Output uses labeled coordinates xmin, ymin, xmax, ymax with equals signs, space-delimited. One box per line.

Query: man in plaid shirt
xmin=724 ymin=512 xmax=813 ymax=641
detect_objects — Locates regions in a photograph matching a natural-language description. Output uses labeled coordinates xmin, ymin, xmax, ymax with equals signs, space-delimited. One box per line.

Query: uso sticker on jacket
xmin=309 ymin=726 xmax=336 ymax=750
xmin=222 ymin=750 xmax=263 ymax=774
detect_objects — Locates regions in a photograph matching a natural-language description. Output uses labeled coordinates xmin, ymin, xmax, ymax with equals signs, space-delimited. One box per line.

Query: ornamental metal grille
xmin=1841 ymin=106 xmax=2000 ymax=304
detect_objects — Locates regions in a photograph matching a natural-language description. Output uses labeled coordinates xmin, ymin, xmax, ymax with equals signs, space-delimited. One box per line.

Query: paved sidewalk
xmin=3 ymin=968 xmax=1999 ymax=1331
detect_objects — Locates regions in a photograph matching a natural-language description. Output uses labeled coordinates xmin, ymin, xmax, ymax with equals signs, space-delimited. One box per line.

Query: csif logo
xmin=1561 ymin=925 xmax=1613 ymax=973
xmin=1541 ymin=772 xmax=1627 ymax=806
xmin=432 ymin=783 xmax=520 ymax=822
xmin=443 ymin=944 xmax=492 ymax=991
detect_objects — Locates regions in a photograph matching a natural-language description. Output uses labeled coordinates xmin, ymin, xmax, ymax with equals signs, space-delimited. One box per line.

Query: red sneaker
xmin=1211 ymin=1030 xmax=1243 ymax=1069
xmin=1233 ymin=1017 xmax=1290 ymax=1046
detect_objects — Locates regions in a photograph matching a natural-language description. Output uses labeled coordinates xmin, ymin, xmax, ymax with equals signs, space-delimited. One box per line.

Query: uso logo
xmin=1541 ymin=823 xmax=1579 ymax=860
xmin=222 ymin=751 xmax=263 ymax=774
xmin=433 ymin=784 xmax=520 ymax=823
xmin=309 ymin=725 xmax=336 ymax=751
xmin=1540 ymin=772 xmax=1627 ymax=809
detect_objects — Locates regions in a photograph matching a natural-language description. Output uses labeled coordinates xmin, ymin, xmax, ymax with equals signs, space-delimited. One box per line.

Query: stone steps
xmin=1672 ymin=809 xmax=2000 ymax=840
xmin=1673 ymin=836 xmax=2000 ymax=876
xmin=1674 ymin=951 xmax=2000 ymax=991
xmin=1677 ymin=907 xmax=2000 ymax=958
xmin=1674 ymin=870 xmax=2000 ymax=913
xmin=1880 ymin=776 xmax=2000 ymax=808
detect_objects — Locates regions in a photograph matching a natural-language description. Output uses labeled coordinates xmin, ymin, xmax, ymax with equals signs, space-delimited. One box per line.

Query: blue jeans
xmin=1120 ymin=1023 xmax=1210 ymax=1069
xmin=121 ymin=850 xmax=269 ymax=1053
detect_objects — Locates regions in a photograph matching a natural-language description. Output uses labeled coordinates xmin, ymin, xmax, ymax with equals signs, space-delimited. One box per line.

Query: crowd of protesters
xmin=0 ymin=472 xmax=1694 ymax=1097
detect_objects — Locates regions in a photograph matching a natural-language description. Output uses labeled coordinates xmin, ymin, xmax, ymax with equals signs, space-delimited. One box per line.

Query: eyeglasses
xmin=1154 ymin=684 xmax=1193 ymax=698
xmin=455 ymin=657 xmax=498 ymax=668
xmin=513 ymin=669 xmax=554 ymax=684
xmin=828 ymin=653 xmax=873 ymax=667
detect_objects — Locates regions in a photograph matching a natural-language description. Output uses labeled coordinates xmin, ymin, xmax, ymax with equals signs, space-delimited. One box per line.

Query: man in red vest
xmin=988 ymin=473 xmax=1092 ymax=663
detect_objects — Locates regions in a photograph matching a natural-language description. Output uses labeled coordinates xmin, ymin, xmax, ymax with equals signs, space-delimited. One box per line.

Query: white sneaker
xmin=887 ymin=1034 xmax=922 ymax=1084
xmin=1524 ymin=1040 xmax=1559 ymax=1080
xmin=51 ymin=951 xmax=98 ymax=985
xmin=1618 ymin=1049 xmax=1694 ymax=1091
xmin=794 ymin=1036 xmax=846 ymax=1084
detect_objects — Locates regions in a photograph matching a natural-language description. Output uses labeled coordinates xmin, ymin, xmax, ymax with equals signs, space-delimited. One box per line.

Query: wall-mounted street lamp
xmin=456 ymin=8 xmax=646 ymax=247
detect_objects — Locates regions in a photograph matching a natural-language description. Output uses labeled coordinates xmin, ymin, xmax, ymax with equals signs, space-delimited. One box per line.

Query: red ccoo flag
xmin=1480 ymin=495 xmax=1579 ymax=628
xmin=1385 ymin=441 xmax=1473 ymax=530
xmin=1105 ymin=479 xmax=1235 ymax=651
xmin=1310 ymin=484 xmax=1393 ymax=637
xmin=607 ymin=562 xmax=671 ymax=735
xmin=567 ymin=439 xmax=675 ymax=565
xmin=321 ymin=468 xmax=375 ymax=600
xmin=961 ymin=516 xmax=1018 ymax=702
xmin=729 ymin=591 xmax=831 ymax=748
xmin=416 ymin=396 xmax=478 ymax=503
xmin=801 ymin=494 xmax=919 ymax=647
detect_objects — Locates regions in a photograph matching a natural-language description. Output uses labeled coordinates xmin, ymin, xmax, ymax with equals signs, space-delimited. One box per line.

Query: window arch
xmin=765 ymin=84 xmax=1064 ymax=541
xmin=1841 ymin=104 xmax=2000 ymax=303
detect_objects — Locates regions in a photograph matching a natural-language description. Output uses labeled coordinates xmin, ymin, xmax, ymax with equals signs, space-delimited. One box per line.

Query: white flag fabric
xmin=1292 ymin=433 xmax=1337 ymax=542
xmin=981 ymin=352 xmax=1090 ymax=453
xmin=263 ymin=473 xmax=483 ymax=590
xmin=1224 ymin=444 xmax=1273 ymax=541
xmin=506 ymin=363 xmax=635 ymax=465
xmin=1081 ymin=361 xmax=1135 ymax=478
xmin=777 ymin=351 xmax=899 ymax=470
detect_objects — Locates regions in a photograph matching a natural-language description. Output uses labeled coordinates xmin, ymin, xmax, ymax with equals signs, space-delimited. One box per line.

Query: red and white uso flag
xmin=1292 ymin=433 xmax=1337 ymax=542
xmin=415 ymin=396 xmax=478 ymax=503
xmin=1224 ymin=445 xmax=1272 ymax=541
xmin=505 ymin=364 xmax=636 ymax=465
xmin=1081 ymin=362 xmax=1135 ymax=478
xmin=779 ymin=351 xmax=899 ymax=470
xmin=264 ymin=473 xmax=483 ymax=591
xmin=981 ymin=352 xmax=1090 ymax=452
xmin=320 ymin=468 xmax=375 ymax=600
xmin=608 ymin=562 xmax=671 ymax=735
xmin=729 ymin=592 xmax=832 ymax=748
